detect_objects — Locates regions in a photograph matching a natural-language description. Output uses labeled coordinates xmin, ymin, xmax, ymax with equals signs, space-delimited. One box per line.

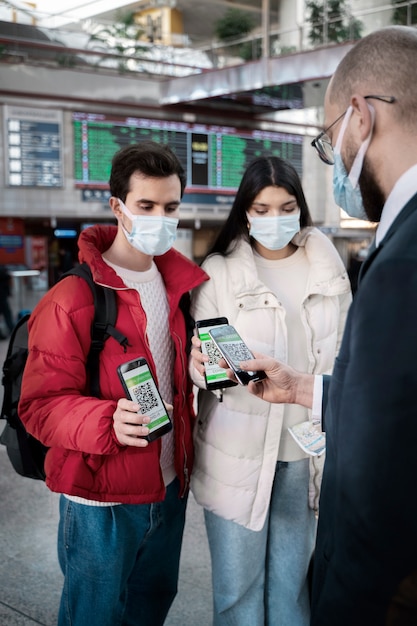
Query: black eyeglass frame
xmin=311 ymin=95 xmax=396 ymax=165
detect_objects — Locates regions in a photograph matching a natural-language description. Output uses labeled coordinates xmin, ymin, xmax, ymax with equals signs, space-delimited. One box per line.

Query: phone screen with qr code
xmin=195 ymin=318 xmax=238 ymax=391
xmin=117 ymin=358 xmax=172 ymax=442
xmin=208 ymin=325 xmax=266 ymax=386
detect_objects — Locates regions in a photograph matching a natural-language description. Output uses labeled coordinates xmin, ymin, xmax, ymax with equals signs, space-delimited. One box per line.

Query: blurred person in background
xmin=0 ymin=265 xmax=14 ymax=338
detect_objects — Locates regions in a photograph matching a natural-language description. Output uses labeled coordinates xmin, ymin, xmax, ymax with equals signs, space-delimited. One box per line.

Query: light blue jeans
xmin=204 ymin=459 xmax=316 ymax=626
xmin=57 ymin=478 xmax=187 ymax=626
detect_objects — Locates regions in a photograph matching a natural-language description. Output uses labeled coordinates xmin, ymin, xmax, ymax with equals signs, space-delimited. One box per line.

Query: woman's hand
xmin=190 ymin=334 xmax=208 ymax=377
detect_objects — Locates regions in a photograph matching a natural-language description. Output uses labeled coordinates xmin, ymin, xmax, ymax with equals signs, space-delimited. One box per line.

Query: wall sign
xmin=73 ymin=112 xmax=303 ymax=192
xmin=4 ymin=105 xmax=63 ymax=188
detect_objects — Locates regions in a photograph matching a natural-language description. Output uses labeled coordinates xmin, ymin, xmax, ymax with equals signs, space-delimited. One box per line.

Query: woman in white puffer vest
xmin=189 ymin=156 xmax=352 ymax=626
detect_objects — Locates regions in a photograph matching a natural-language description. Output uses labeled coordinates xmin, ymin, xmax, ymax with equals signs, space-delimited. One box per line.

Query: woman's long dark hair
xmin=208 ymin=156 xmax=313 ymax=256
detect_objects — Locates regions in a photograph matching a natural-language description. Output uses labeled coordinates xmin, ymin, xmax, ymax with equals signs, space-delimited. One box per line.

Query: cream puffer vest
xmin=190 ymin=228 xmax=352 ymax=531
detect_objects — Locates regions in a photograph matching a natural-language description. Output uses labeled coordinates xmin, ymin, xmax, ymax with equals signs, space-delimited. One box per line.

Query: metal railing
xmin=0 ymin=2 xmax=416 ymax=77
xmin=0 ymin=32 xmax=209 ymax=77
xmin=198 ymin=1 xmax=417 ymax=67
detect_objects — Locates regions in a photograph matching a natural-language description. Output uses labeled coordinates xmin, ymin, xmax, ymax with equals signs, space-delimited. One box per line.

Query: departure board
xmin=73 ymin=112 xmax=303 ymax=191
xmin=4 ymin=105 xmax=63 ymax=188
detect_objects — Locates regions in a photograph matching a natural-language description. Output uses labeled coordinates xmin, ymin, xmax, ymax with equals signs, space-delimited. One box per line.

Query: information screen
xmin=4 ymin=105 xmax=63 ymax=188
xmin=73 ymin=112 xmax=303 ymax=191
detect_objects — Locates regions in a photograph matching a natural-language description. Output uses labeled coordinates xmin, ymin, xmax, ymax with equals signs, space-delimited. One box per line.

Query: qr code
xmin=132 ymin=381 xmax=159 ymax=414
xmin=206 ymin=340 xmax=222 ymax=366
xmin=223 ymin=342 xmax=252 ymax=364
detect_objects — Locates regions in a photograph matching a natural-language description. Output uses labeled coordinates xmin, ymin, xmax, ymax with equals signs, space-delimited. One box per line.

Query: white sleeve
xmin=311 ymin=374 xmax=324 ymax=428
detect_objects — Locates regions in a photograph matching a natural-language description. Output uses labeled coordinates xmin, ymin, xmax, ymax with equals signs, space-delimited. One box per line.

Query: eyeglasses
xmin=311 ymin=95 xmax=396 ymax=165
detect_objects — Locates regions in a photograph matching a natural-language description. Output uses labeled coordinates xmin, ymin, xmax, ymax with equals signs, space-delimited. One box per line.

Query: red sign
xmin=0 ymin=218 xmax=25 ymax=265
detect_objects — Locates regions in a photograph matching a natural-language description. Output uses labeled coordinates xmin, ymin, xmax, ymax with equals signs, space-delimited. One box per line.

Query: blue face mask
xmin=247 ymin=213 xmax=300 ymax=250
xmin=333 ymin=105 xmax=375 ymax=220
xmin=119 ymin=200 xmax=178 ymax=256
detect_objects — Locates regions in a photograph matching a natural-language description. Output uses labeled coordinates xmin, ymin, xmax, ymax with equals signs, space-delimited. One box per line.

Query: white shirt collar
xmin=376 ymin=164 xmax=417 ymax=246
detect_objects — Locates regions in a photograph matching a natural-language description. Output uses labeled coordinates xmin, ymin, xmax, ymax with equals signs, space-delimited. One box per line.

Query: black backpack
xmin=0 ymin=263 xmax=128 ymax=480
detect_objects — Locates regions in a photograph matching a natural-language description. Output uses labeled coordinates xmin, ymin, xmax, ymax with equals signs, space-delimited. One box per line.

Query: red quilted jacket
xmin=19 ymin=225 xmax=208 ymax=503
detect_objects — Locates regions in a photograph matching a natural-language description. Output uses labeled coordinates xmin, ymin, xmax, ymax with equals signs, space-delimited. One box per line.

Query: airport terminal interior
xmin=0 ymin=0 xmax=415 ymax=623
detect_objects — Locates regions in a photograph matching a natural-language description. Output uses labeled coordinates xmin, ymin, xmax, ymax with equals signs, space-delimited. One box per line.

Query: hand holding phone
xmin=117 ymin=357 xmax=172 ymax=442
xmin=195 ymin=317 xmax=238 ymax=391
xmin=208 ymin=325 xmax=266 ymax=386
xmin=113 ymin=398 xmax=152 ymax=447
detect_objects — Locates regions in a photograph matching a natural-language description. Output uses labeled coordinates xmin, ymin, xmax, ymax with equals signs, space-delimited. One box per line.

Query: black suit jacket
xmin=311 ymin=193 xmax=417 ymax=625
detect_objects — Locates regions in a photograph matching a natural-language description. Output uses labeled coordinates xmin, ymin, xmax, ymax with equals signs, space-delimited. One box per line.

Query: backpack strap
xmin=179 ymin=291 xmax=194 ymax=355
xmin=0 ymin=313 xmax=30 ymax=428
xmin=60 ymin=263 xmax=129 ymax=398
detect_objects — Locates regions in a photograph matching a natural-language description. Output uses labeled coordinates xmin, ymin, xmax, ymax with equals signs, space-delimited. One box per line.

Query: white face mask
xmin=119 ymin=199 xmax=179 ymax=256
xmin=247 ymin=213 xmax=300 ymax=250
xmin=332 ymin=105 xmax=375 ymax=220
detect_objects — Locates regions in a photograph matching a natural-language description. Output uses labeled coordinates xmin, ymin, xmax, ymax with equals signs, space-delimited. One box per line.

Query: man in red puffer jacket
xmin=19 ymin=141 xmax=208 ymax=626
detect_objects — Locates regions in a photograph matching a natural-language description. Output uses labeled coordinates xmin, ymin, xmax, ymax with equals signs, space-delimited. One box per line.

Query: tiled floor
xmin=0 ymin=286 xmax=213 ymax=625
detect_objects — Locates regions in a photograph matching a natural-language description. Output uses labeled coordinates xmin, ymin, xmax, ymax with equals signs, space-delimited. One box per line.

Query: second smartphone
xmin=195 ymin=317 xmax=238 ymax=391
xmin=208 ymin=324 xmax=266 ymax=386
xmin=117 ymin=357 xmax=172 ymax=442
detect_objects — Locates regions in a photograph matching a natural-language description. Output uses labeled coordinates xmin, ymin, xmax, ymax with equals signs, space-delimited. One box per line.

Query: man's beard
xmin=344 ymin=136 xmax=385 ymax=223
xmin=359 ymin=158 xmax=385 ymax=223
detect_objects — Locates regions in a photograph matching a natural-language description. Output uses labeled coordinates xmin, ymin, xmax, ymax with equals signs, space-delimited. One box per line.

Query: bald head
xmin=329 ymin=26 xmax=417 ymax=129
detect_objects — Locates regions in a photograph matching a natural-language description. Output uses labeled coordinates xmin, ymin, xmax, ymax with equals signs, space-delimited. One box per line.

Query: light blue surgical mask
xmin=119 ymin=199 xmax=178 ymax=256
xmin=333 ymin=105 xmax=375 ymax=220
xmin=247 ymin=213 xmax=300 ymax=250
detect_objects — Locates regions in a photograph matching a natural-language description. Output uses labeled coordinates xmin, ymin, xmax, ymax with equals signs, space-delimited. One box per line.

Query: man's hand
xmin=113 ymin=398 xmax=152 ymax=447
xmin=222 ymin=354 xmax=315 ymax=409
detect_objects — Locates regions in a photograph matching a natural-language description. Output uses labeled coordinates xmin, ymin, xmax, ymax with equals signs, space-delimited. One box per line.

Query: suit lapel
xmin=357 ymin=238 xmax=379 ymax=285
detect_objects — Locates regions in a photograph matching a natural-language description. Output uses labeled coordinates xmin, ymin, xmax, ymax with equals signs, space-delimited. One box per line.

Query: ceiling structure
xmin=65 ymin=0 xmax=326 ymax=130
xmin=1 ymin=0 xmax=342 ymax=132
xmin=0 ymin=0 xmax=371 ymax=239
xmin=93 ymin=0 xmax=278 ymax=44
xmin=4 ymin=0 xmax=276 ymax=36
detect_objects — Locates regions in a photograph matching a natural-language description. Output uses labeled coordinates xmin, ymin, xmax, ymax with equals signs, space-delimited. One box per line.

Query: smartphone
xmin=208 ymin=324 xmax=266 ymax=386
xmin=117 ymin=357 xmax=172 ymax=442
xmin=195 ymin=317 xmax=238 ymax=391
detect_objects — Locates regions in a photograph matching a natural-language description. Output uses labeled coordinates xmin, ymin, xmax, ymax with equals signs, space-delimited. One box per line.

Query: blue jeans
xmin=204 ymin=459 xmax=316 ymax=626
xmin=57 ymin=478 xmax=187 ymax=626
